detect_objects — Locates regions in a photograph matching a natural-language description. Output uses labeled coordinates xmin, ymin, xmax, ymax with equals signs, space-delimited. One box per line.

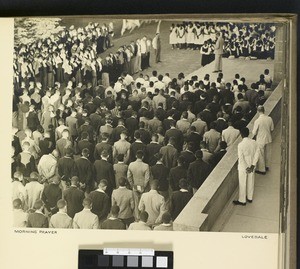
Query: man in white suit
xmin=252 ymin=105 xmax=274 ymax=174
xmin=138 ymin=180 xmax=166 ymax=226
xmin=213 ymin=32 xmax=224 ymax=73
xmin=73 ymin=198 xmax=99 ymax=229
xmin=233 ymin=127 xmax=260 ymax=206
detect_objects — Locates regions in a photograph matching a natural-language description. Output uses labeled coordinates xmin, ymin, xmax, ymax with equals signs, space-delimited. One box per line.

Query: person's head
xmin=151 ymin=133 xmax=159 ymax=143
xmin=219 ymin=141 xmax=227 ymax=150
xmin=33 ymin=199 xmax=44 ymax=211
xmin=168 ymin=137 xmax=176 ymax=146
xmin=118 ymin=177 xmax=127 ymax=187
xmin=13 ymin=198 xmax=22 ymax=209
xmin=209 ymin=121 xmax=217 ymax=130
xmin=181 ymin=111 xmax=188 ymax=119
xmin=150 ymin=179 xmax=159 ymax=190
xmin=110 ymin=205 xmax=120 ymax=217
xmin=57 ymin=199 xmax=67 ymax=212
xmin=161 ymin=212 xmax=172 ymax=224
xmin=13 ymin=171 xmax=23 ymax=182
xmin=237 ymin=93 xmax=244 ymax=100
xmin=99 ymin=179 xmax=108 ymax=191
xmin=139 ymin=121 xmax=145 ymax=129
xmin=257 ymin=105 xmax=265 ymax=114
xmin=70 ymin=176 xmax=79 ymax=186
xmin=139 ymin=211 xmax=149 ymax=223
xmin=52 ymin=176 xmax=61 ymax=185
xmin=101 ymin=132 xmax=109 ymax=141
xmin=264 ymin=69 xmax=269 ymax=75
xmin=136 ymin=150 xmax=144 ymax=160
xmin=152 ymin=70 xmax=157 ymax=77
xmin=81 ymin=131 xmax=89 ymax=140
xmin=134 ymin=130 xmax=141 ymax=140
xmin=82 ymin=197 xmax=92 ymax=209
xmin=195 ymin=150 xmax=203 ymax=160
xmin=82 ymin=148 xmax=90 ymax=158
xmin=177 ymin=156 xmax=186 ymax=167
xmin=101 ymin=149 xmax=109 ymax=159
xmin=65 ymin=147 xmax=73 ymax=157
xmin=117 ymin=154 xmax=124 ymax=163
xmin=179 ymin=178 xmax=188 ymax=190
xmin=120 ymin=131 xmax=127 ymax=140
xmin=240 ymin=127 xmax=250 ymax=138
xmin=22 ymin=141 xmax=30 ymax=151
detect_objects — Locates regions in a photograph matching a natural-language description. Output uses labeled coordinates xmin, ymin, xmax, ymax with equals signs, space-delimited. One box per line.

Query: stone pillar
xmin=273 ymin=23 xmax=287 ymax=84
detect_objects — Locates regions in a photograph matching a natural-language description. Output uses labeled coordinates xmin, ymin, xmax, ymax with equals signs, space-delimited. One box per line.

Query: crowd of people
xmin=11 ymin=58 xmax=274 ymax=229
xmin=14 ymin=21 xmax=154 ymax=93
xmin=169 ymin=22 xmax=276 ymax=59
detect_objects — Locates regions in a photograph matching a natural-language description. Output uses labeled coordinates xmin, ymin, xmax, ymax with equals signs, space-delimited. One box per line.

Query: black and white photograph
xmin=11 ymin=17 xmax=286 ymax=233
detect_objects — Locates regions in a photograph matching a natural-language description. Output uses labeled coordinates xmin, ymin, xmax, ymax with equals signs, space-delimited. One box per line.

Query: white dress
xmin=169 ymin=26 xmax=178 ymax=45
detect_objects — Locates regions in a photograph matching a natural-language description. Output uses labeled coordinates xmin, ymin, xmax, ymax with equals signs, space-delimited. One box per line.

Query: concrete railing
xmin=173 ymin=80 xmax=283 ymax=231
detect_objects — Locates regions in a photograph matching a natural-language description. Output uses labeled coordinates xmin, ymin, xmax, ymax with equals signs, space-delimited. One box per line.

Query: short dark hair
xmin=240 ymin=127 xmax=249 ymax=138
xmin=118 ymin=177 xmax=127 ymax=187
xmin=111 ymin=205 xmax=120 ymax=216
xmin=139 ymin=211 xmax=149 ymax=222
xmin=136 ymin=150 xmax=144 ymax=159
xmin=195 ymin=150 xmax=203 ymax=159
xmin=161 ymin=212 xmax=172 ymax=224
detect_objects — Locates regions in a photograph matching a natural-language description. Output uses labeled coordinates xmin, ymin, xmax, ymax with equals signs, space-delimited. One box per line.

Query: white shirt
xmin=252 ymin=114 xmax=274 ymax=145
xmin=222 ymin=126 xmax=240 ymax=147
xmin=25 ymin=181 xmax=44 ymax=209
xmin=238 ymin=137 xmax=260 ymax=171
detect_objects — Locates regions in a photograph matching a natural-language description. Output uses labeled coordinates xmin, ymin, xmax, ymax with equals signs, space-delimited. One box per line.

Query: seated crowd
xmin=169 ymin=22 xmax=275 ymax=59
xmin=12 ymin=66 xmax=273 ymax=230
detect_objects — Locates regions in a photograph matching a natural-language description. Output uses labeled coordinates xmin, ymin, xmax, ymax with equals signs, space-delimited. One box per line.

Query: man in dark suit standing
xmin=101 ymin=205 xmax=126 ymax=230
xmin=187 ymin=150 xmax=211 ymax=194
xmin=146 ymin=134 xmax=163 ymax=166
xmin=129 ymin=131 xmax=147 ymax=163
xmin=213 ymin=32 xmax=224 ymax=73
xmin=77 ymin=132 xmax=95 ymax=162
xmin=150 ymin=153 xmax=170 ymax=200
xmin=159 ymin=137 xmax=178 ymax=169
xmin=27 ymin=199 xmax=48 ymax=228
xmin=169 ymin=156 xmax=187 ymax=191
xmin=63 ymin=176 xmax=85 ymax=218
xmin=41 ymin=176 xmax=62 ymax=215
xmin=170 ymin=178 xmax=193 ymax=220
xmin=89 ymin=179 xmax=111 ymax=224
xmin=94 ymin=132 xmax=113 ymax=163
xmin=125 ymin=111 xmax=139 ymax=142
xmin=93 ymin=150 xmax=115 ymax=197
xmin=75 ymin=148 xmax=95 ymax=193
xmin=164 ymin=121 xmax=184 ymax=152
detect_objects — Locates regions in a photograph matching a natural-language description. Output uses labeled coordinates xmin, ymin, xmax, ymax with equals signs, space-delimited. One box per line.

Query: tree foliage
xmin=14 ymin=18 xmax=65 ymax=46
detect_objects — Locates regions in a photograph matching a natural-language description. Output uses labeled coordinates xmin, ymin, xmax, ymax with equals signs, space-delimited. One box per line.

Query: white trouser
xmin=214 ymin=54 xmax=222 ymax=71
xmin=238 ymin=170 xmax=255 ymax=203
xmin=256 ymin=143 xmax=272 ymax=172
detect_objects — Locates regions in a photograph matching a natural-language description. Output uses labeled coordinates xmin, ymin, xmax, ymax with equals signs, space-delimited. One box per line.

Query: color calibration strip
xmin=79 ymin=249 xmax=173 ymax=269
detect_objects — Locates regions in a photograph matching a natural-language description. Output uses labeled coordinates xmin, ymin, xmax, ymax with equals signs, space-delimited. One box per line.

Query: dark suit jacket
xmin=63 ymin=186 xmax=85 ymax=218
xmin=89 ymin=190 xmax=111 ymax=221
xmin=200 ymin=109 xmax=216 ymax=127
xmin=41 ymin=183 xmax=62 ymax=214
xmin=180 ymin=150 xmax=196 ymax=167
xmin=165 ymin=128 xmax=184 ymax=152
xmin=57 ymin=156 xmax=77 ymax=182
xmin=138 ymin=128 xmax=151 ymax=145
xmin=185 ymin=132 xmax=202 ymax=152
xmin=187 ymin=159 xmax=211 ymax=189
xmin=150 ymin=163 xmax=170 ymax=191
xmin=125 ymin=117 xmax=139 ymax=140
xmin=159 ymin=144 xmax=178 ymax=169
xmin=101 ymin=218 xmax=126 ymax=230
xmin=170 ymin=190 xmax=193 ymax=220
xmin=146 ymin=142 xmax=162 ymax=166
xmin=78 ymin=139 xmax=95 ymax=161
xmin=27 ymin=212 xmax=48 ymax=228
xmin=129 ymin=141 xmax=147 ymax=163
xmin=110 ymin=125 xmax=127 ymax=143
xmin=194 ymin=99 xmax=208 ymax=115
xmin=156 ymin=107 xmax=167 ymax=121
xmin=169 ymin=165 xmax=187 ymax=191
xmin=94 ymin=159 xmax=115 ymax=194
xmin=75 ymin=157 xmax=94 ymax=190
